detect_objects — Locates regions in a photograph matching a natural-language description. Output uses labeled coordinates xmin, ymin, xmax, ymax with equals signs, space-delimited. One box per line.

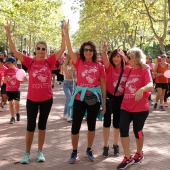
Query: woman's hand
xmin=102 ymin=42 xmax=108 ymax=54
xmin=135 ymin=88 xmax=144 ymax=101
xmin=63 ymin=19 xmax=69 ymax=35
xmin=4 ymin=21 xmax=11 ymax=34
xmin=101 ymin=103 xmax=106 ymax=114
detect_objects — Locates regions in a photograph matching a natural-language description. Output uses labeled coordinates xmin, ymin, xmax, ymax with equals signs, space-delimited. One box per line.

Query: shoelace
xmin=87 ymin=150 xmax=93 ymax=156
xmin=134 ymin=153 xmax=139 ymax=159
xmin=121 ymin=157 xmax=128 ymax=164
xmin=71 ymin=152 xmax=77 ymax=158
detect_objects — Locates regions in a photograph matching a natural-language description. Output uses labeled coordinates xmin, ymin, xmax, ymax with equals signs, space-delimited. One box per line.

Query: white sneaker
xmin=63 ymin=114 xmax=68 ymax=119
xmin=0 ymin=107 xmax=4 ymax=111
xmin=67 ymin=116 xmax=72 ymax=122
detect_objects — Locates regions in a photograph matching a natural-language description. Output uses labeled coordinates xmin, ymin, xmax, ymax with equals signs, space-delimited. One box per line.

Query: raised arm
xmin=55 ymin=22 xmax=66 ymax=61
xmin=63 ymin=20 xmax=77 ymax=64
xmin=101 ymin=42 xmax=110 ymax=69
xmin=4 ymin=21 xmax=23 ymax=62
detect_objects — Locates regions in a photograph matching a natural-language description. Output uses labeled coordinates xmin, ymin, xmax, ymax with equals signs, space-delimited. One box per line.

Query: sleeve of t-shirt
xmin=47 ymin=54 xmax=57 ymax=69
xmin=105 ymin=63 xmax=112 ymax=75
xmin=98 ymin=62 xmax=106 ymax=79
xmin=22 ymin=55 xmax=34 ymax=68
xmin=72 ymin=57 xmax=81 ymax=70
xmin=142 ymin=68 xmax=152 ymax=85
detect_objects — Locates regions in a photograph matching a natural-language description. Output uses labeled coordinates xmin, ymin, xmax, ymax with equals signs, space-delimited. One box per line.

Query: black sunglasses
xmin=84 ymin=48 xmax=93 ymax=52
xmin=36 ymin=47 xmax=46 ymax=51
xmin=127 ymin=56 xmax=131 ymax=60
xmin=161 ymin=55 xmax=166 ymax=58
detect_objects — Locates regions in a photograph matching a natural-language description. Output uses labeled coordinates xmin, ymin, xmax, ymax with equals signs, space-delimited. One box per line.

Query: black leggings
xmin=71 ymin=99 xmax=100 ymax=135
xmin=26 ymin=98 xmax=53 ymax=132
xmin=119 ymin=109 xmax=149 ymax=139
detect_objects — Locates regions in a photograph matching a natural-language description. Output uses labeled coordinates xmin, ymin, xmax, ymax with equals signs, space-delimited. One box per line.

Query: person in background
xmin=64 ymin=20 xmax=106 ymax=164
xmin=117 ymin=47 xmax=153 ymax=170
xmin=5 ymin=20 xmax=65 ymax=164
xmin=163 ymin=52 xmax=170 ymax=107
xmin=0 ymin=58 xmax=8 ymax=111
xmin=3 ymin=57 xmax=21 ymax=124
xmin=50 ymin=50 xmax=58 ymax=88
xmin=153 ymin=53 xmax=170 ymax=111
xmin=146 ymin=55 xmax=155 ymax=106
xmin=61 ymin=54 xmax=76 ymax=122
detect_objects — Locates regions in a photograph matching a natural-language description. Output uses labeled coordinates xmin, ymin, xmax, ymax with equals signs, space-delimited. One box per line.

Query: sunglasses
xmin=84 ymin=48 xmax=93 ymax=52
xmin=167 ymin=57 xmax=170 ymax=59
xmin=36 ymin=47 xmax=46 ymax=51
xmin=127 ymin=56 xmax=131 ymax=60
xmin=161 ymin=56 xmax=166 ymax=58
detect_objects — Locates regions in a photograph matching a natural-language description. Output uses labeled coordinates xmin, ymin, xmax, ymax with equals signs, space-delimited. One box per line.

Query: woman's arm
xmin=4 ymin=21 xmax=23 ymax=62
xmin=100 ymin=77 xmax=106 ymax=114
xmin=63 ymin=20 xmax=77 ymax=64
xmin=135 ymin=81 xmax=153 ymax=101
xmin=55 ymin=24 xmax=66 ymax=60
xmin=101 ymin=42 xmax=110 ymax=69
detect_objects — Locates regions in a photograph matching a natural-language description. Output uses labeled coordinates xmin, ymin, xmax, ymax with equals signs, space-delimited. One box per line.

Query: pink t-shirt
xmin=4 ymin=67 xmax=20 ymax=91
xmin=73 ymin=58 xmax=105 ymax=99
xmin=0 ymin=65 xmax=8 ymax=82
xmin=148 ymin=63 xmax=155 ymax=70
xmin=106 ymin=64 xmax=131 ymax=96
xmin=22 ymin=54 xmax=56 ymax=102
xmin=121 ymin=67 xmax=152 ymax=112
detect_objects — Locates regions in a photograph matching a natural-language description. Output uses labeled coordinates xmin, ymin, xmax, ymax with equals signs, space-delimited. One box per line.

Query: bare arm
xmin=101 ymin=42 xmax=110 ymax=69
xmin=4 ymin=21 xmax=23 ymax=62
xmin=100 ymin=77 xmax=106 ymax=114
xmin=153 ymin=63 xmax=159 ymax=76
xmin=55 ymin=26 xmax=66 ymax=60
xmin=63 ymin=20 xmax=77 ymax=64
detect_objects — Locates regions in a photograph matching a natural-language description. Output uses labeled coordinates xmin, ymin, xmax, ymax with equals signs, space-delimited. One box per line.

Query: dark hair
xmin=79 ymin=41 xmax=97 ymax=62
xmin=109 ymin=49 xmax=127 ymax=69
xmin=0 ymin=58 xmax=4 ymax=63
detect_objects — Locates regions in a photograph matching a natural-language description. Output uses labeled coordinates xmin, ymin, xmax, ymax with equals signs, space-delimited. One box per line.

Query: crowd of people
xmin=0 ymin=20 xmax=169 ymax=170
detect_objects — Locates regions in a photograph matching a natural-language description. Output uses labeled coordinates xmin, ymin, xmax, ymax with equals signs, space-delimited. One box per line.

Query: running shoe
xmin=133 ymin=152 xmax=144 ymax=164
xmin=113 ymin=145 xmax=120 ymax=156
xmin=103 ymin=146 xmax=109 ymax=157
xmin=37 ymin=150 xmax=45 ymax=162
xmin=20 ymin=152 xmax=30 ymax=164
xmin=85 ymin=149 xmax=95 ymax=162
xmin=68 ymin=152 xmax=78 ymax=164
xmin=117 ymin=156 xmax=134 ymax=169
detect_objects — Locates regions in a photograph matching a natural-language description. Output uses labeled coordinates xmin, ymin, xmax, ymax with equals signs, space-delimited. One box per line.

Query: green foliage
xmin=0 ymin=0 xmax=64 ymax=54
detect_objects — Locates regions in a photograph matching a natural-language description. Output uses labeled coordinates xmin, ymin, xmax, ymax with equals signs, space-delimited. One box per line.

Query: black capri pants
xmin=119 ymin=109 xmax=149 ymax=139
xmin=71 ymin=99 xmax=100 ymax=135
xmin=26 ymin=98 xmax=53 ymax=132
xmin=103 ymin=95 xmax=123 ymax=129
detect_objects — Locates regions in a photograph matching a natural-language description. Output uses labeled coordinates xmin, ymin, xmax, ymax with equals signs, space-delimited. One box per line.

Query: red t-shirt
xmin=4 ymin=67 xmax=20 ymax=91
xmin=22 ymin=54 xmax=56 ymax=102
xmin=73 ymin=58 xmax=105 ymax=100
xmin=106 ymin=64 xmax=131 ymax=96
xmin=121 ymin=67 xmax=152 ymax=112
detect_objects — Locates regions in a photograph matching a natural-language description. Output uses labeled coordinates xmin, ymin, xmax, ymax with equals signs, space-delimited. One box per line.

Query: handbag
xmin=83 ymin=93 xmax=98 ymax=106
xmin=107 ymin=68 xmax=124 ymax=113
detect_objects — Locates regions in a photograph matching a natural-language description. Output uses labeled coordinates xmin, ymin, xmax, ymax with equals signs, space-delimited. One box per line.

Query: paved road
xmin=0 ymin=82 xmax=170 ymax=170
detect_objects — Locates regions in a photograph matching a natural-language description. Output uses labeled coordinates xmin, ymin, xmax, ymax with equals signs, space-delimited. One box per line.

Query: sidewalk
xmin=0 ymin=82 xmax=170 ymax=170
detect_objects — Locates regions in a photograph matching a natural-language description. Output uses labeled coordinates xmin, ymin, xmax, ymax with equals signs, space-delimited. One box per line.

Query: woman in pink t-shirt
xmin=64 ymin=20 xmax=106 ymax=164
xmin=117 ymin=48 xmax=153 ymax=170
xmin=101 ymin=43 xmax=131 ymax=158
xmin=5 ymin=21 xmax=65 ymax=164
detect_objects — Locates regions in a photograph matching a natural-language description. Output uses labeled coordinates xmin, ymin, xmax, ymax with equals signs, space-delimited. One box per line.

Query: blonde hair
xmin=127 ymin=47 xmax=146 ymax=65
xmin=63 ymin=54 xmax=71 ymax=66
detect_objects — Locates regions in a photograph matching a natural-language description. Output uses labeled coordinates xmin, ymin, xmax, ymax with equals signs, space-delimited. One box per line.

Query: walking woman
xmin=153 ymin=53 xmax=170 ymax=111
xmin=101 ymin=43 xmax=131 ymax=157
xmin=63 ymin=20 xmax=106 ymax=164
xmin=61 ymin=54 xmax=76 ymax=122
xmin=4 ymin=21 xmax=65 ymax=164
xmin=117 ymin=47 xmax=153 ymax=170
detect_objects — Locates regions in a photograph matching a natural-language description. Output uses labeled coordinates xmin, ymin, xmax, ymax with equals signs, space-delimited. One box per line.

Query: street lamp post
xmin=140 ymin=29 xmax=144 ymax=49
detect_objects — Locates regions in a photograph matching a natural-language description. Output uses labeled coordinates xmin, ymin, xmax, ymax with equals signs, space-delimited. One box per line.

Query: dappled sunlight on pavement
xmin=0 ymin=83 xmax=170 ymax=170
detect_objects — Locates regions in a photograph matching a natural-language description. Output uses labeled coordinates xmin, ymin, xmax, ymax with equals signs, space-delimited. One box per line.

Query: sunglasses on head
xmin=84 ymin=48 xmax=93 ymax=52
xmin=127 ymin=56 xmax=131 ymax=60
xmin=36 ymin=47 xmax=46 ymax=51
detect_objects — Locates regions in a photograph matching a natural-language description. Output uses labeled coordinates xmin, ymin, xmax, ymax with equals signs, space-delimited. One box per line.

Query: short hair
xmin=79 ymin=41 xmax=97 ymax=62
xmin=36 ymin=41 xmax=47 ymax=48
xmin=127 ymin=47 xmax=146 ymax=65
xmin=0 ymin=58 xmax=4 ymax=63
